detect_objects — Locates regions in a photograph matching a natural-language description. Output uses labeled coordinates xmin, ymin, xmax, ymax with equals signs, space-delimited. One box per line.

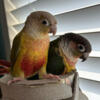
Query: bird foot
xmin=61 ymin=78 xmax=71 ymax=85
xmin=8 ymin=77 xmax=24 ymax=85
xmin=65 ymin=78 xmax=70 ymax=85
xmin=43 ymin=73 xmax=61 ymax=80
xmin=43 ymin=74 xmax=70 ymax=85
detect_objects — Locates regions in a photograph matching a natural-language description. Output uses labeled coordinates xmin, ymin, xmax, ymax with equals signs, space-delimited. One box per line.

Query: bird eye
xmin=42 ymin=19 xmax=49 ymax=26
xmin=78 ymin=44 xmax=85 ymax=52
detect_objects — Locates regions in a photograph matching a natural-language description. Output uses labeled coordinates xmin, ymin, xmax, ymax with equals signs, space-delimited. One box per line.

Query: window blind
xmin=4 ymin=0 xmax=100 ymax=100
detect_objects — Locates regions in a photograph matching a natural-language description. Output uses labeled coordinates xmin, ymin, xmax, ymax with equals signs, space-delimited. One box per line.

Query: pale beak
xmin=49 ymin=24 xmax=57 ymax=35
xmin=80 ymin=53 xmax=89 ymax=62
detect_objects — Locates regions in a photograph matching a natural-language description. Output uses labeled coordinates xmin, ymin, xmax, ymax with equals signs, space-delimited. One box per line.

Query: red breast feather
xmin=21 ymin=56 xmax=46 ymax=77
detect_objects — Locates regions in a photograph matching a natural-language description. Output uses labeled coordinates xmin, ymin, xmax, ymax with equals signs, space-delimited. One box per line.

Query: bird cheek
xmin=73 ymin=51 xmax=81 ymax=58
xmin=40 ymin=27 xmax=49 ymax=35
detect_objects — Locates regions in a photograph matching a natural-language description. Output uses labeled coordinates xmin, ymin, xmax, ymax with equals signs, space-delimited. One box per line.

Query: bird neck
xmin=22 ymin=26 xmax=49 ymax=39
xmin=59 ymin=47 xmax=78 ymax=73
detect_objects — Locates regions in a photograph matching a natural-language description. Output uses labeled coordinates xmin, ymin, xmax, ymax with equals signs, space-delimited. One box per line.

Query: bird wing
xmin=10 ymin=33 xmax=22 ymax=68
xmin=47 ymin=38 xmax=65 ymax=75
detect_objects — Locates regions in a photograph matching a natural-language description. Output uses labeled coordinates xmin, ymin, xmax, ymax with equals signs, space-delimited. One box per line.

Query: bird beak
xmin=49 ymin=24 xmax=57 ymax=35
xmin=80 ymin=53 xmax=89 ymax=62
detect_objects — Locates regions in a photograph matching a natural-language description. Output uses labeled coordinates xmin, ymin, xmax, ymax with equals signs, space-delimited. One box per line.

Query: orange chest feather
xmin=20 ymin=34 xmax=50 ymax=77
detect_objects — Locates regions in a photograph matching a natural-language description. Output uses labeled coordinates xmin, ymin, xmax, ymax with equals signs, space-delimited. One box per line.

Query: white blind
xmin=4 ymin=0 xmax=100 ymax=100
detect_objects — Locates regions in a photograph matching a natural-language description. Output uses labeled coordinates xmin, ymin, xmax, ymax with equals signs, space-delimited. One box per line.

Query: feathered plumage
xmin=0 ymin=11 xmax=57 ymax=80
xmin=47 ymin=33 xmax=92 ymax=75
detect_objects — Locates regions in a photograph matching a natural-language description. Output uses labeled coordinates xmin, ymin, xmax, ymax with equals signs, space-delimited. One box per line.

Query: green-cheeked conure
xmin=0 ymin=11 xmax=57 ymax=84
xmin=47 ymin=33 xmax=92 ymax=75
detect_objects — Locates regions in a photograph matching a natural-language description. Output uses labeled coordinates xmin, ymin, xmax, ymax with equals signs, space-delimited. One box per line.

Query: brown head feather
xmin=23 ymin=11 xmax=57 ymax=37
xmin=60 ymin=33 xmax=92 ymax=53
xmin=59 ymin=33 xmax=92 ymax=62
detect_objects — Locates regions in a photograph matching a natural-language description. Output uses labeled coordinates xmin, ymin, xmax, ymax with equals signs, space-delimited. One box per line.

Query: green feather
xmin=10 ymin=32 xmax=22 ymax=70
xmin=47 ymin=38 xmax=65 ymax=75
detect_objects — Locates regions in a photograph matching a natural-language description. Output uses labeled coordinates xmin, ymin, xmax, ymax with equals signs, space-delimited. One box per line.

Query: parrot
xmin=24 ymin=32 xmax=92 ymax=83
xmin=0 ymin=11 xmax=58 ymax=83
xmin=46 ymin=33 xmax=92 ymax=76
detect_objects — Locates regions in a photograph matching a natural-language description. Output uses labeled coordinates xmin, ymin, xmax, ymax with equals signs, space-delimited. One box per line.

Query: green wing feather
xmin=10 ymin=33 xmax=22 ymax=69
xmin=47 ymin=38 xmax=65 ymax=75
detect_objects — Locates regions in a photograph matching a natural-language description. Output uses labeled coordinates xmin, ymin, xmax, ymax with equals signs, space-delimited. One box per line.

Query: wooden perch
xmin=0 ymin=72 xmax=88 ymax=100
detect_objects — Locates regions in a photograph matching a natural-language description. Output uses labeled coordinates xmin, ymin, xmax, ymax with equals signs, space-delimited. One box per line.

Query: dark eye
xmin=78 ymin=44 xmax=85 ymax=52
xmin=42 ymin=19 xmax=49 ymax=26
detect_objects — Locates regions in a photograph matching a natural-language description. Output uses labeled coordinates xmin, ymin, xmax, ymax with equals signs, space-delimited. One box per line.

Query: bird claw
xmin=43 ymin=74 xmax=71 ymax=85
xmin=43 ymin=73 xmax=61 ymax=80
xmin=60 ymin=78 xmax=71 ymax=85
xmin=65 ymin=78 xmax=70 ymax=85
xmin=7 ymin=77 xmax=24 ymax=85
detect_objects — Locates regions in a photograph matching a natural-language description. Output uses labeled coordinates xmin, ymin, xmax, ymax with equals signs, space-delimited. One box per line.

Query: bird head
xmin=24 ymin=11 xmax=57 ymax=37
xmin=59 ymin=33 xmax=92 ymax=63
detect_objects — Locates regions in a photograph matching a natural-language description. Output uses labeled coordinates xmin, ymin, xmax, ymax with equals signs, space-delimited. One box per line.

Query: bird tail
xmin=0 ymin=60 xmax=11 ymax=75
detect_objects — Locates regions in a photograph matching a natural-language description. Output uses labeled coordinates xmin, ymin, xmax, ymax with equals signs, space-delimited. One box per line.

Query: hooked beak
xmin=49 ymin=24 xmax=57 ymax=35
xmin=80 ymin=53 xmax=89 ymax=62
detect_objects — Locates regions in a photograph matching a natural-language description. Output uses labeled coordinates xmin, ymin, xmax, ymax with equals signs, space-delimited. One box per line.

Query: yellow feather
xmin=59 ymin=48 xmax=75 ymax=74
xmin=12 ymin=32 xmax=50 ymax=78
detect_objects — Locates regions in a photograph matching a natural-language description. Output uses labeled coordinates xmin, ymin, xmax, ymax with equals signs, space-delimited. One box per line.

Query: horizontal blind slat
xmin=11 ymin=0 xmax=100 ymax=23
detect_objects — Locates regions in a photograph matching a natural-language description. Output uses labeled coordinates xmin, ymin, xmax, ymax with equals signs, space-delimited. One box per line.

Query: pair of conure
xmin=0 ymin=11 xmax=92 ymax=84
xmin=28 ymin=32 xmax=92 ymax=82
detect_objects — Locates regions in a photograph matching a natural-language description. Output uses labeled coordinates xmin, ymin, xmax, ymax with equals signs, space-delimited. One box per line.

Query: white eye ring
xmin=78 ymin=44 xmax=85 ymax=52
xmin=42 ymin=19 xmax=49 ymax=26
